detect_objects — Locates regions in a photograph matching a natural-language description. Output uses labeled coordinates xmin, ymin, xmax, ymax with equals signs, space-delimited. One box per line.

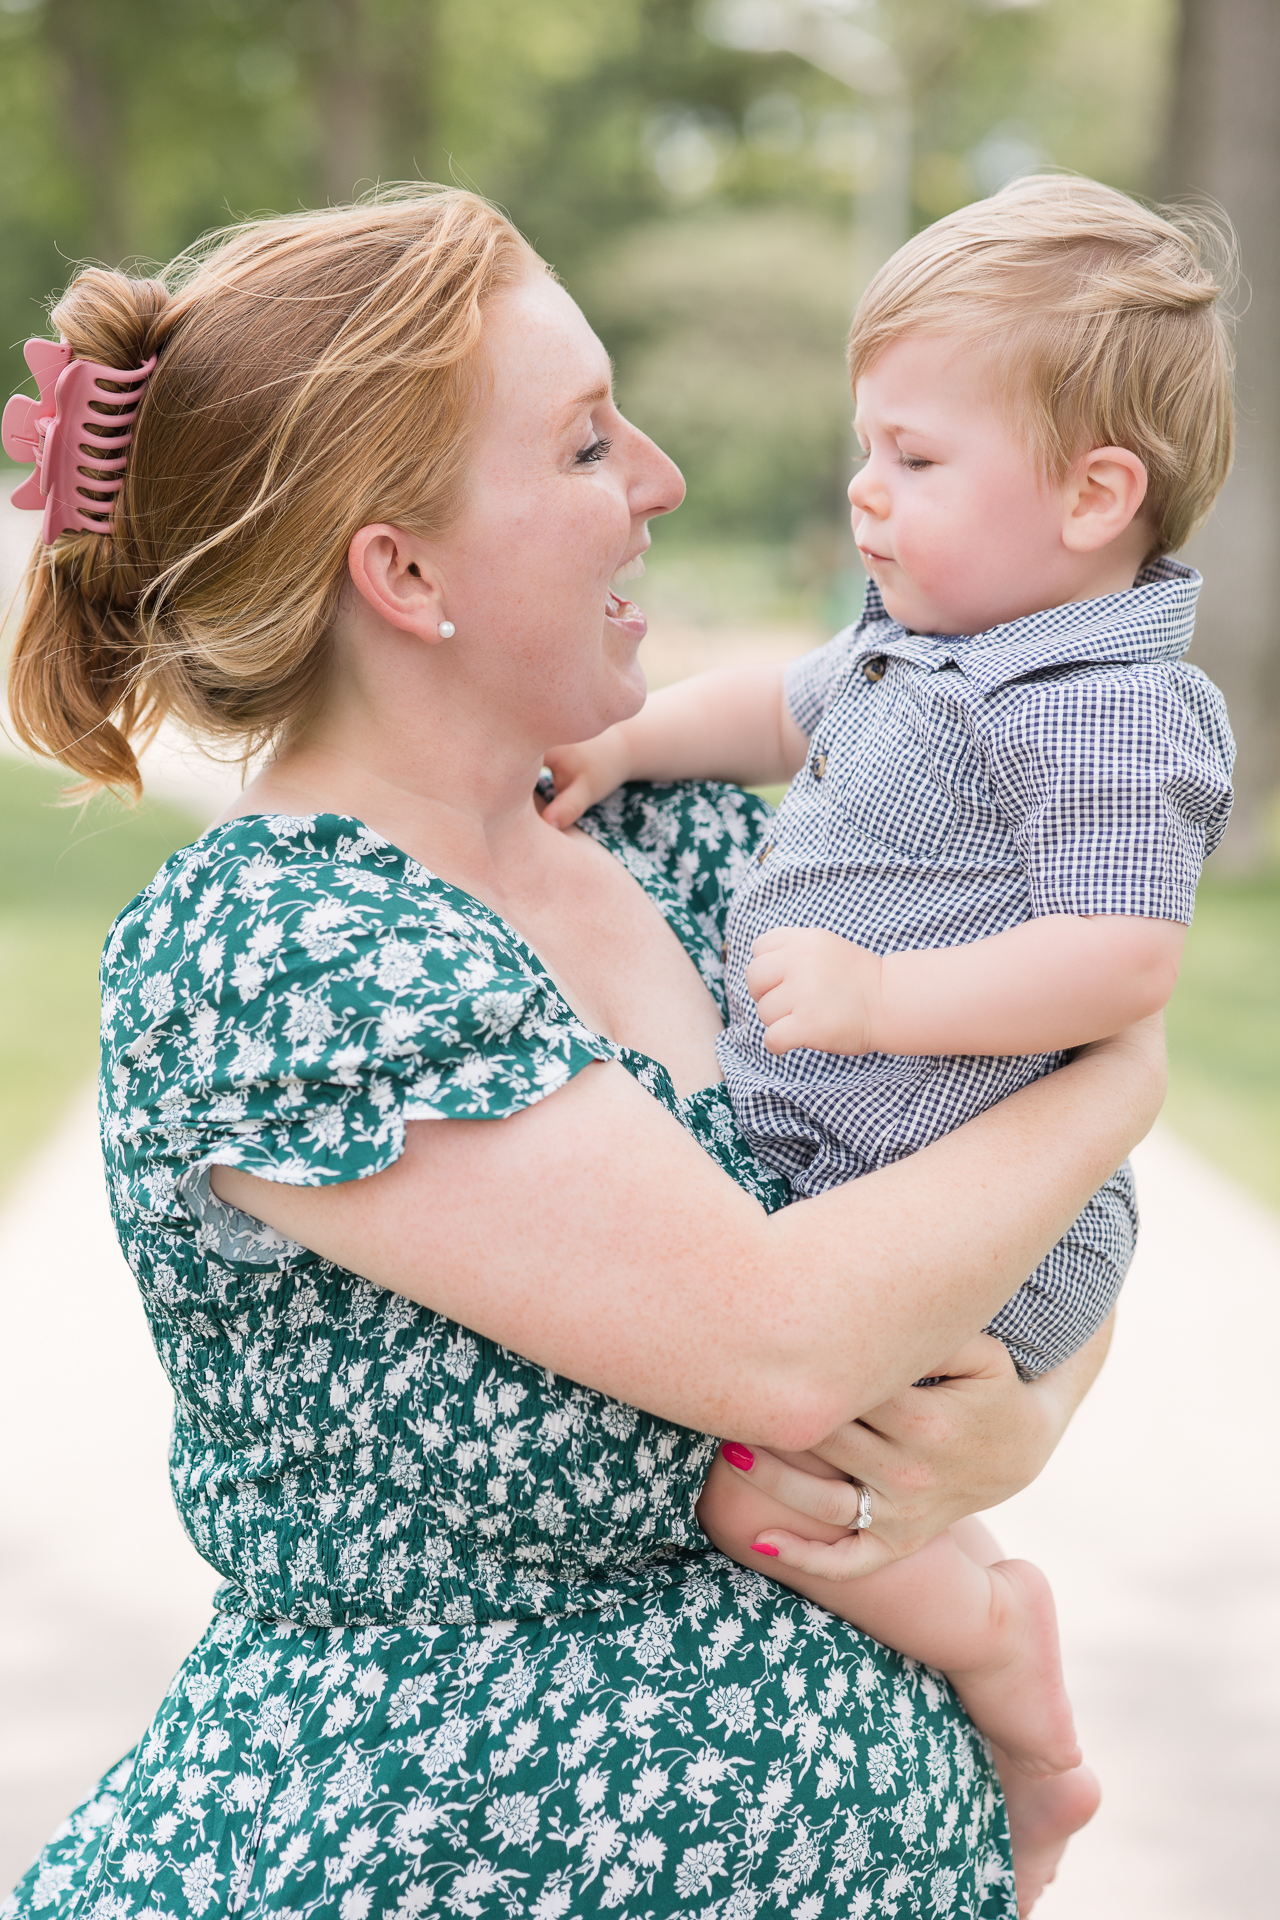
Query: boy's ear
xmin=1061 ymin=447 xmax=1149 ymax=554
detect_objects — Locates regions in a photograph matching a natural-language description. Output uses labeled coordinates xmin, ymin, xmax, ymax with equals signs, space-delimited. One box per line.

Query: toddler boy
xmin=544 ymin=175 xmax=1235 ymax=1912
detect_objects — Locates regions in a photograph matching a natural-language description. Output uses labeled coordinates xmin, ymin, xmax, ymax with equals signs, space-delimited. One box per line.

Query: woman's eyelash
xmin=575 ymin=436 xmax=612 ymax=466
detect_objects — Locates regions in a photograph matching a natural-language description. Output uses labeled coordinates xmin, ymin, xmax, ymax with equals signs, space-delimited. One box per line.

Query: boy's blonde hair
xmin=848 ymin=174 xmax=1235 ymax=558
xmin=7 ymin=187 xmax=537 ymax=796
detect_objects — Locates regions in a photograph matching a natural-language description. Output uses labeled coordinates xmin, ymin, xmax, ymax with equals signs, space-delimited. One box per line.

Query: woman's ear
xmin=1061 ymin=447 xmax=1149 ymax=555
xmin=347 ymin=524 xmax=448 ymax=639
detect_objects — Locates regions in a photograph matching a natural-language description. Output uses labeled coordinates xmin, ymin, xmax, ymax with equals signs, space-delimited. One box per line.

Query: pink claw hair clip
xmin=2 ymin=337 xmax=156 ymax=544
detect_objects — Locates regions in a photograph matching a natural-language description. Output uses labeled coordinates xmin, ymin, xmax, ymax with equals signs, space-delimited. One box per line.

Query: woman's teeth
xmin=611 ymin=555 xmax=645 ymax=586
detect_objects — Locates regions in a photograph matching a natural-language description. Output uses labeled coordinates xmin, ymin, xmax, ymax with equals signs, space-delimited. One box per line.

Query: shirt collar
xmin=851 ymin=557 xmax=1201 ymax=694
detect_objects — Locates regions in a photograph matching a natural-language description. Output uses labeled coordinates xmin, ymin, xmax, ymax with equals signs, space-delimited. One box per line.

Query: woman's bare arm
xmin=212 ymin=1020 xmax=1162 ymax=1452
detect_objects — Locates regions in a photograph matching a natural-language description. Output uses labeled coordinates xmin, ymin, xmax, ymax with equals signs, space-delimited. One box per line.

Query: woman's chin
xmin=598 ymin=623 xmax=649 ymax=717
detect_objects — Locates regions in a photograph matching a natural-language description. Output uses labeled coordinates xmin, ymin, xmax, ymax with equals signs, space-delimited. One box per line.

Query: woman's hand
xmin=704 ymin=1322 xmax=1114 ymax=1581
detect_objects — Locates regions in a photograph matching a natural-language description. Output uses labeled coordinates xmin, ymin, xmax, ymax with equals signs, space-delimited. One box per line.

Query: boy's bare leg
xmin=885 ymin=1520 xmax=1081 ymax=1776
xmin=700 ymin=1454 xmax=1079 ymax=1772
xmin=950 ymin=1518 xmax=1102 ymax=1918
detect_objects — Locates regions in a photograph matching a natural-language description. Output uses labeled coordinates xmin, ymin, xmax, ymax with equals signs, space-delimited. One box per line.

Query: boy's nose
xmin=848 ymin=466 xmax=886 ymax=517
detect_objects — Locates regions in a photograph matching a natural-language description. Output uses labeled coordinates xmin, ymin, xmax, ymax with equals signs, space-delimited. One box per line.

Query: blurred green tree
xmin=0 ymin=0 xmax=1180 ymax=549
xmin=1163 ymin=0 xmax=1280 ymax=868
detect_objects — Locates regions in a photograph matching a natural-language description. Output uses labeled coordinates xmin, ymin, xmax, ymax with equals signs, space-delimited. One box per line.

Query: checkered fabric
xmin=718 ymin=557 xmax=1235 ymax=1375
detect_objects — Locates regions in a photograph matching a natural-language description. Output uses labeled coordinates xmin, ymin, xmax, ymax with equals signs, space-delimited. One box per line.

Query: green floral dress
xmin=5 ymin=782 xmax=1015 ymax=1920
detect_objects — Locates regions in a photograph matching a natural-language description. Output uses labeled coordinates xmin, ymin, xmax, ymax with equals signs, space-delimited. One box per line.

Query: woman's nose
xmin=631 ymin=428 xmax=685 ymax=521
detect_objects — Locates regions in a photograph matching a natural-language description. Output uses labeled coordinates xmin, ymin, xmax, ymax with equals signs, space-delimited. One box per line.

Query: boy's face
xmin=850 ymin=332 xmax=1123 ymax=636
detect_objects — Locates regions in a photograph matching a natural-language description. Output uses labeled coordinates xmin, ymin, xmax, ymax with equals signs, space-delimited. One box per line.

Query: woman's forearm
xmin=211 ymin=1022 xmax=1163 ymax=1452
xmin=696 ymin=1315 xmax=1119 ymax=1582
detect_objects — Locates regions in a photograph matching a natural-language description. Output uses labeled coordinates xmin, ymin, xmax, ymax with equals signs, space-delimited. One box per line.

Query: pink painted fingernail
xmin=751 ymin=1543 xmax=779 ymax=1557
xmin=721 ymin=1444 xmax=755 ymax=1472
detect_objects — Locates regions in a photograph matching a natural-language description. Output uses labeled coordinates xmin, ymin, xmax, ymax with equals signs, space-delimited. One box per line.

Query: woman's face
xmin=430 ymin=270 xmax=685 ymax=748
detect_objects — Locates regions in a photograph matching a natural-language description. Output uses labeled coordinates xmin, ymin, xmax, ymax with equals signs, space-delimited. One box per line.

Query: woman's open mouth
xmin=605 ymin=588 xmax=647 ymax=640
xmin=605 ymin=554 xmax=647 ymax=639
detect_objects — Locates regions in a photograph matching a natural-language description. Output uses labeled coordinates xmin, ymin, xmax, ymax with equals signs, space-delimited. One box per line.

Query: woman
xmin=3 ymin=189 xmax=1160 ymax=1918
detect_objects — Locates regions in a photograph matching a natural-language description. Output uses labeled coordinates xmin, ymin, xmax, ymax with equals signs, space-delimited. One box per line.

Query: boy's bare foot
xmin=994 ymin=1753 xmax=1101 ymax=1916
xmin=946 ymin=1557 xmax=1082 ymax=1776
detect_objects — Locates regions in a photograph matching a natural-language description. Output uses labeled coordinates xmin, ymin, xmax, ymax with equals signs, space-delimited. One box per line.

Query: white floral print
xmin=4 ymin=784 xmax=1014 ymax=1919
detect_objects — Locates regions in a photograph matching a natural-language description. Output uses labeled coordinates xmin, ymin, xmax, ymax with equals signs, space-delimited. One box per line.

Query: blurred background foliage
xmin=1 ymin=0 xmax=1178 ymax=549
xmin=1 ymin=0 xmax=1278 ymax=1205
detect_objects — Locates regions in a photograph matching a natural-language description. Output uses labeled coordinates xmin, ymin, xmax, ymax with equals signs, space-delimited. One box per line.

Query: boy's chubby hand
xmin=541 ymin=727 xmax=633 ymax=831
xmin=747 ymin=926 xmax=884 ymax=1056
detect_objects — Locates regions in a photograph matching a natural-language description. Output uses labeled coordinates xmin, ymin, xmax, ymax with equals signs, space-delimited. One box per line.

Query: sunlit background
xmin=1 ymin=3 xmax=1278 ymax=1915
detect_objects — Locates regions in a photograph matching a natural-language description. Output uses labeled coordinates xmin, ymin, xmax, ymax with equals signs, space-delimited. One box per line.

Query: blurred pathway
xmin=1 ymin=1102 xmax=1276 ymax=1912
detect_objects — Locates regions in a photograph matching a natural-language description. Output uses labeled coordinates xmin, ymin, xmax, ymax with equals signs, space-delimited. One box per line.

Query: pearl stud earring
xmin=438 ymin=620 xmax=455 ymax=639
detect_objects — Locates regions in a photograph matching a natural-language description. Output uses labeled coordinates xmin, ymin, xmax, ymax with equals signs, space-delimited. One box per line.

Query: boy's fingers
xmin=762 ymin=1015 xmax=806 ymax=1055
xmin=744 ymin=955 xmax=786 ymax=999
xmin=751 ymin=984 xmax=796 ymax=1027
xmin=541 ymin=775 xmax=594 ymax=830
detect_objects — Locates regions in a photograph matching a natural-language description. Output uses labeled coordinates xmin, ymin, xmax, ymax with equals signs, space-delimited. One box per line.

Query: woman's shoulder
xmin=104 ymin=810 xmax=523 ymax=992
xmin=100 ymin=814 xmax=609 ymax=1196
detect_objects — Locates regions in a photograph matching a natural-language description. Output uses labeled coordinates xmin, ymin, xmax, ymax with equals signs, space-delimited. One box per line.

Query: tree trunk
xmin=45 ymin=0 xmax=127 ymax=265
xmin=316 ymin=0 xmax=378 ymax=203
xmin=313 ymin=0 xmax=436 ymax=206
xmin=1163 ymin=0 xmax=1280 ymax=868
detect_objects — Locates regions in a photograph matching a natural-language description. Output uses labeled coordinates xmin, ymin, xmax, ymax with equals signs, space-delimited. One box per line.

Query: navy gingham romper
xmin=719 ymin=559 xmax=1235 ymax=1375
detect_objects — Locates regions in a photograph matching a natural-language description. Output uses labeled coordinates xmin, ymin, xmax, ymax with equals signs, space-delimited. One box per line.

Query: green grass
xmin=0 ymin=758 xmax=201 ymax=1196
xmin=1164 ymin=873 xmax=1280 ymax=1212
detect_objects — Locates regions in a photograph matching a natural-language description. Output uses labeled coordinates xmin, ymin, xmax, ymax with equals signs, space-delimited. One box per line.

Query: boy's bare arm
xmin=542 ymin=664 xmax=809 ymax=830
xmin=747 ymin=914 xmax=1185 ymax=1058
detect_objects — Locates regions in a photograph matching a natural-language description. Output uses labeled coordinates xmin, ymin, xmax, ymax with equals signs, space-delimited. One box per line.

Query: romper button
xmin=756 ymin=840 xmax=773 ymax=865
xmin=811 ymin=751 xmax=827 ymax=779
xmin=863 ymin=655 xmax=887 ymax=682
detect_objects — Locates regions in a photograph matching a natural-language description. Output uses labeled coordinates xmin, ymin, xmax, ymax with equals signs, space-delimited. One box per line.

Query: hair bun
xmin=51 ymin=267 xmax=176 ymax=374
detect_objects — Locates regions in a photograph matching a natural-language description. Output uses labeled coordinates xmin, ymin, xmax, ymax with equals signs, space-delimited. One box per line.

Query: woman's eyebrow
xmin=561 ymin=381 xmax=611 ymax=421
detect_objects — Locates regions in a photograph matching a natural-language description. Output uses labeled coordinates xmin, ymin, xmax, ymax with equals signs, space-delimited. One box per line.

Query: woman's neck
xmin=226 ymin=691 xmax=553 ymax=909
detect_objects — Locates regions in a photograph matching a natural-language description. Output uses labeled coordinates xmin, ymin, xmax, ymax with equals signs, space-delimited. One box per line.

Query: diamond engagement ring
xmin=850 ymin=1484 xmax=874 ymax=1532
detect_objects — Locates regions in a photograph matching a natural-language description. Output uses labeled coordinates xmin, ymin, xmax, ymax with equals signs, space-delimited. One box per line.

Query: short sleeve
xmin=984 ymin=663 xmax=1235 ymax=922
xmin=99 ymin=817 xmax=610 ymax=1222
